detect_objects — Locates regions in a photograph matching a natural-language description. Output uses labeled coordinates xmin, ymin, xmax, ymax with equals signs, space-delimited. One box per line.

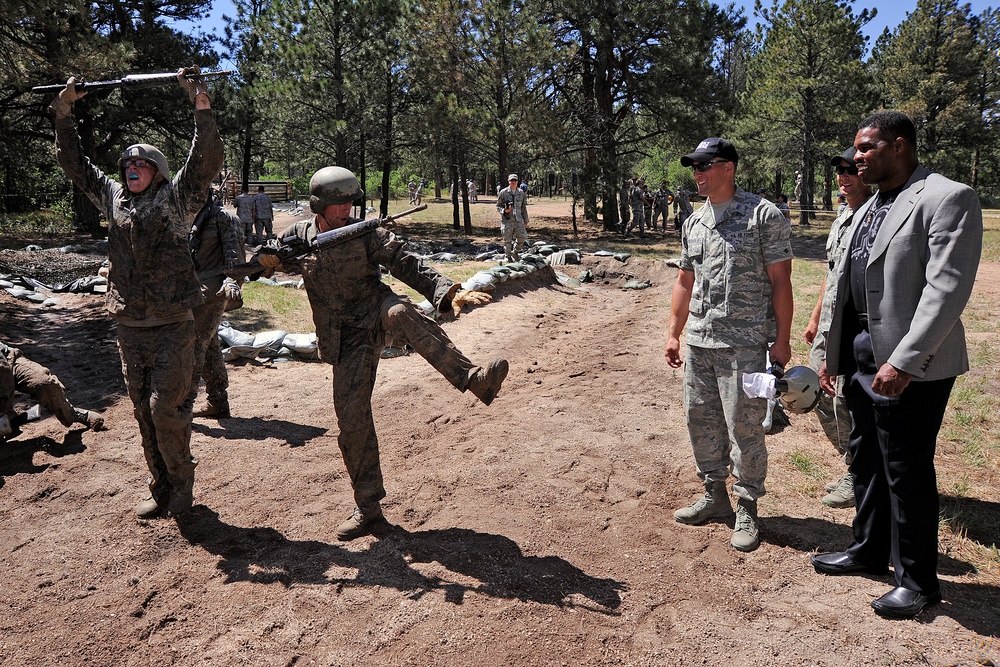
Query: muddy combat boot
xmin=731 ymin=498 xmax=761 ymax=552
xmin=193 ymin=401 xmax=231 ymax=419
xmin=674 ymin=481 xmax=734 ymax=525
xmin=466 ymin=359 xmax=509 ymax=406
xmin=135 ymin=496 xmax=165 ymax=519
xmin=166 ymin=477 xmax=195 ymax=518
xmin=822 ymin=470 xmax=855 ymax=508
xmin=336 ymin=504 xmax=385 ymax=541
xmin=73 ymin=407 xmax=106 ymax=431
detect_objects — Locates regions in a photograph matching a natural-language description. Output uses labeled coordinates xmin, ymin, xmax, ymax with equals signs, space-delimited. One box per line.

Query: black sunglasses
xmin=691 ymin=160 xmax=729 ymax=173
xmin=836 ymin=164 xmax=859 ymax=176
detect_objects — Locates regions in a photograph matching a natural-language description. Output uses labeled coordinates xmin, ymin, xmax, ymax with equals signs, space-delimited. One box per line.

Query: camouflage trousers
xmin=809 ymin=331 xmax=852 ymax=464
xmin=627 ymin=206 xmax=645 ymax=235
xmin=501 ymin=218 xmax=528 ymax=260
xmin=651 ymin=205 xmax=667 ymax=231
xmin=619 ymin=204 xmax=630 ymax=231
xmin=684 ymin=344 xmax=768 ymax=501
xmin=1 ymin=347 xmax=76 ymax=427
xmin=332 ymin=294 xmax=478 ymax=510
xmin=253 ymin=217 xmax=273 ymax=246
xmin=190 ymin=292 xmax=229 ymax=407
xmin=117 ymin=321 xmax=197 ymax=506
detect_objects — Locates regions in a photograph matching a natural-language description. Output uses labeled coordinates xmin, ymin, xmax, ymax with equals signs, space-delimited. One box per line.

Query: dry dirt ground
xmin=2 ymin=201 xmax=999 ymax=666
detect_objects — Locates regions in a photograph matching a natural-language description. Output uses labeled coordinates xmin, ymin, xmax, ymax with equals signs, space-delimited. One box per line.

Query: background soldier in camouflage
xmin=1 ymin=341 xmax=105 ymax=441
xmin=252 ymin=185 xmax=274 ymax=245
xmin=665 ymin=137 xmax=793 ymax=552
xmin=258 ymin=166 xmax=508 ymax=541
xmin=233 ymin=185 xmax=255 ymax=242
xmin=190 ymin=190 xmax=246 ymax=419
xmin=673 ymin=187 xmax=693 ymax=234
xmin=803 ymin=148 xmax=870 ymax=509
xmin=651 ymin=181 xmax=673 ymax=232
xmin=496 ymin=174 xmax=529 ymax=262
xmin=52 ymin=67 xmax=224 ymax=519
xmin=627 ymin=178 xmax=646 ymax=237
xmin=618 ymin=178 xmax=632 ymax=233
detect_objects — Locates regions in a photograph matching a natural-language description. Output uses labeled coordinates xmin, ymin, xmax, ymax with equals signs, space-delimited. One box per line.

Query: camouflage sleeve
xmin=173 ymin=109 xmax=225 ymax=231
xmin=376 ymin=228 xmax=455 ymax=310
xmin=757 ymin=202 xmax=794 ymax=266
xmin=53 ymin=114 xmax=121 ymax=219
xmin=217 ymin=208 xmax=245 ymax=267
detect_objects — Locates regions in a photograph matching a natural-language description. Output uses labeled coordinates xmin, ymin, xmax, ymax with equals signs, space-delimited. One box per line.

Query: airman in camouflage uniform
xmin=673 ymin=187 xmax=693 ymax=233
xmin=258 ymin=166 xmax=508 ymax=541
xmin=190 ymin=192 xmax=246 ymax=419
xmin=233 ymin=186 xmax=255 ymax=241
xmin=52 ymin=68 xmax=224 ymax=519
xmin=497 ymin=174 xmax=529 ymax=262
xmin=618 ymin=179 xmax=632 ymax=233
xmin=666 ymin=137 xmax=793 ymax=552
xmin=651 ymin=182 xmax=673 ymax=232
xmin=804 ymin=148 xmax=870 ymax=508
xmin=1 ymin=341 xmax=105 ymax=441
xmin=627 ymin=179 xmax=646 ymax=236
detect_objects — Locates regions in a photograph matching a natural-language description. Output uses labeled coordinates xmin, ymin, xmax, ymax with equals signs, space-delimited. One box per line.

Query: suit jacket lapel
xmin=867 ymin=166 xmax=929 ymax=266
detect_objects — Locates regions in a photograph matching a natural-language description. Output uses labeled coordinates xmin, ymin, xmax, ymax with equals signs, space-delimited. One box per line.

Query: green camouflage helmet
xmin=118 ymin=144 xmax=170 ymax=183
xmin=309 ymin=166 xmax=363 ymax=214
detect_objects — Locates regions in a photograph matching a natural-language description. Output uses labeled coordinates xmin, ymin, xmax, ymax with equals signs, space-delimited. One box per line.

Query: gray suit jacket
xmin=826 ymin=165 xmax=982 ymax=381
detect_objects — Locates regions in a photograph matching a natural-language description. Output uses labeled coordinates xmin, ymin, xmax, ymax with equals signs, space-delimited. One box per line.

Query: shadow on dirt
xmin=0 ymin=430 xmax=87 ymax=489
xmin=191 ymin=417 xmax=327 ymax=447
xmin=177 ymin=507 xmax=626 ymax=613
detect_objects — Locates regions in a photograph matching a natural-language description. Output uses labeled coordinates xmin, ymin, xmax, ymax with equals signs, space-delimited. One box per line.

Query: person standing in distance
xmin=811 ymin=111 xmax=983 ymax=619
xmin=252 ymin=185 xmax=274 ymax=245
xmin=496 ymin=174 xmax=529 ymax=263
xmin=665 ymin=137 xmax=793 ymax=552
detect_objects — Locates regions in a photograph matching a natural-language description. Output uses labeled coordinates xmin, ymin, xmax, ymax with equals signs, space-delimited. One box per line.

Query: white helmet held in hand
xmin=776 ymin=365 xmax=822 ymax=414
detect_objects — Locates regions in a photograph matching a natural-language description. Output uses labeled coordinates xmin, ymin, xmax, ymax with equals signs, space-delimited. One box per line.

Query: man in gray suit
xmin=810 ymin=111 xmax=983 ymax=619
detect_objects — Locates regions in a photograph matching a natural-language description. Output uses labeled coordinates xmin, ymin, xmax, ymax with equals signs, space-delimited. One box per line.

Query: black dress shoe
xmin=871 ymin=586 xmax=942 ymax=619
xmin=811 ymin=551 xmax=888 ymax=576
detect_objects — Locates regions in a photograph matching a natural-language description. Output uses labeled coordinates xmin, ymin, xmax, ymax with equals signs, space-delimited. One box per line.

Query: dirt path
xmin=2 ymin=255 xmax=999 ymax=666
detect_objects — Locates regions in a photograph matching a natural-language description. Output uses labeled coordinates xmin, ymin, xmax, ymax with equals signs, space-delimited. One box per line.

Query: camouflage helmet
xmin=119 ymin=143 xmax=170 ymax=184
xmin=309 ymin=166 xmax=363 ymax=214
xmin=776 ymin=365 xmax=822 ymax=414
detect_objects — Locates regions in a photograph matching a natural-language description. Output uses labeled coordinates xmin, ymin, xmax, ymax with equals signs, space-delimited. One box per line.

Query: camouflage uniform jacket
xmin=233 ymin=193 xmax=255 ymax=224
xmin=679 ymin=187 xmax=793 ymax=349
xmin=654 ymin=187 xmax=673 ymax=210
xmin=629 ymin=185 xmax=645 ymax=210
xmin=54 ymin=110 xmax=224 ymax=322
xmin=496 ymin=186 xmax=528 ymax=225
xmin=277 ymin=218 xmax=457 ymax=364
xmin=817 ymin=204 xmax=857 ymax=335
xmin=253 ymin=192 xmax=273 ymax=219
xmin=191 ymin=202 xmax=246 ymax=294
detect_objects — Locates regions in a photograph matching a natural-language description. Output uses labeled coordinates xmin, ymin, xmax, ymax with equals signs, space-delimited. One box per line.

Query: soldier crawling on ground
xmin=1 ymin=341 xmax=106 ymax=442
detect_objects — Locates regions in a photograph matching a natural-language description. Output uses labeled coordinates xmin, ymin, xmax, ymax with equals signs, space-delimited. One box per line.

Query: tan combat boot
xmin=731 ymin=498 xmax=761 ymax=552
xmin=73 ymin=408 xmax=106 ymax=431
xmin=336 ymin=504 xmax=385 ymax=541
xmin=674 ymin=481 xmax=734 ymax=525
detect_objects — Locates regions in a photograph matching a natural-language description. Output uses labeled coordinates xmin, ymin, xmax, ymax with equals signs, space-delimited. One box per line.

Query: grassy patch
xmin=788 ymin=450 xmax=822 ymax=478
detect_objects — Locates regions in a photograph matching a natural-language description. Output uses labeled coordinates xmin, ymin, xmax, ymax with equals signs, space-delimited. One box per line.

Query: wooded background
xmin=1 ymin=0 xmax=997 ymax=235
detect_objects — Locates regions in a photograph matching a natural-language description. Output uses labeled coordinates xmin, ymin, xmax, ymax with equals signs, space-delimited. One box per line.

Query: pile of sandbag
xmin=217 ymin=322 xmax=319 ymax=362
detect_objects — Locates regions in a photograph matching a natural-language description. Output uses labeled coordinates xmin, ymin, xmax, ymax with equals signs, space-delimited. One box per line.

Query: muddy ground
xmin=2 ymin=201 xmax=999 ymax=666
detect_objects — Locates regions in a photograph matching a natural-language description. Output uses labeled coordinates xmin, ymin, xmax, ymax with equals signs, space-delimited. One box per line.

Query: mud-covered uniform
xmin=277 ymin=218 xmax=480 ymax=512
xmin=679 ymin=188 xmax=793 ymax=501
xmin=54 ymin=107 xmax=223 ymax=511
xmin=190 ymin=200 xmax=245 ymax=411
xmin=0 ymin=342 xmax=75 ymax=428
